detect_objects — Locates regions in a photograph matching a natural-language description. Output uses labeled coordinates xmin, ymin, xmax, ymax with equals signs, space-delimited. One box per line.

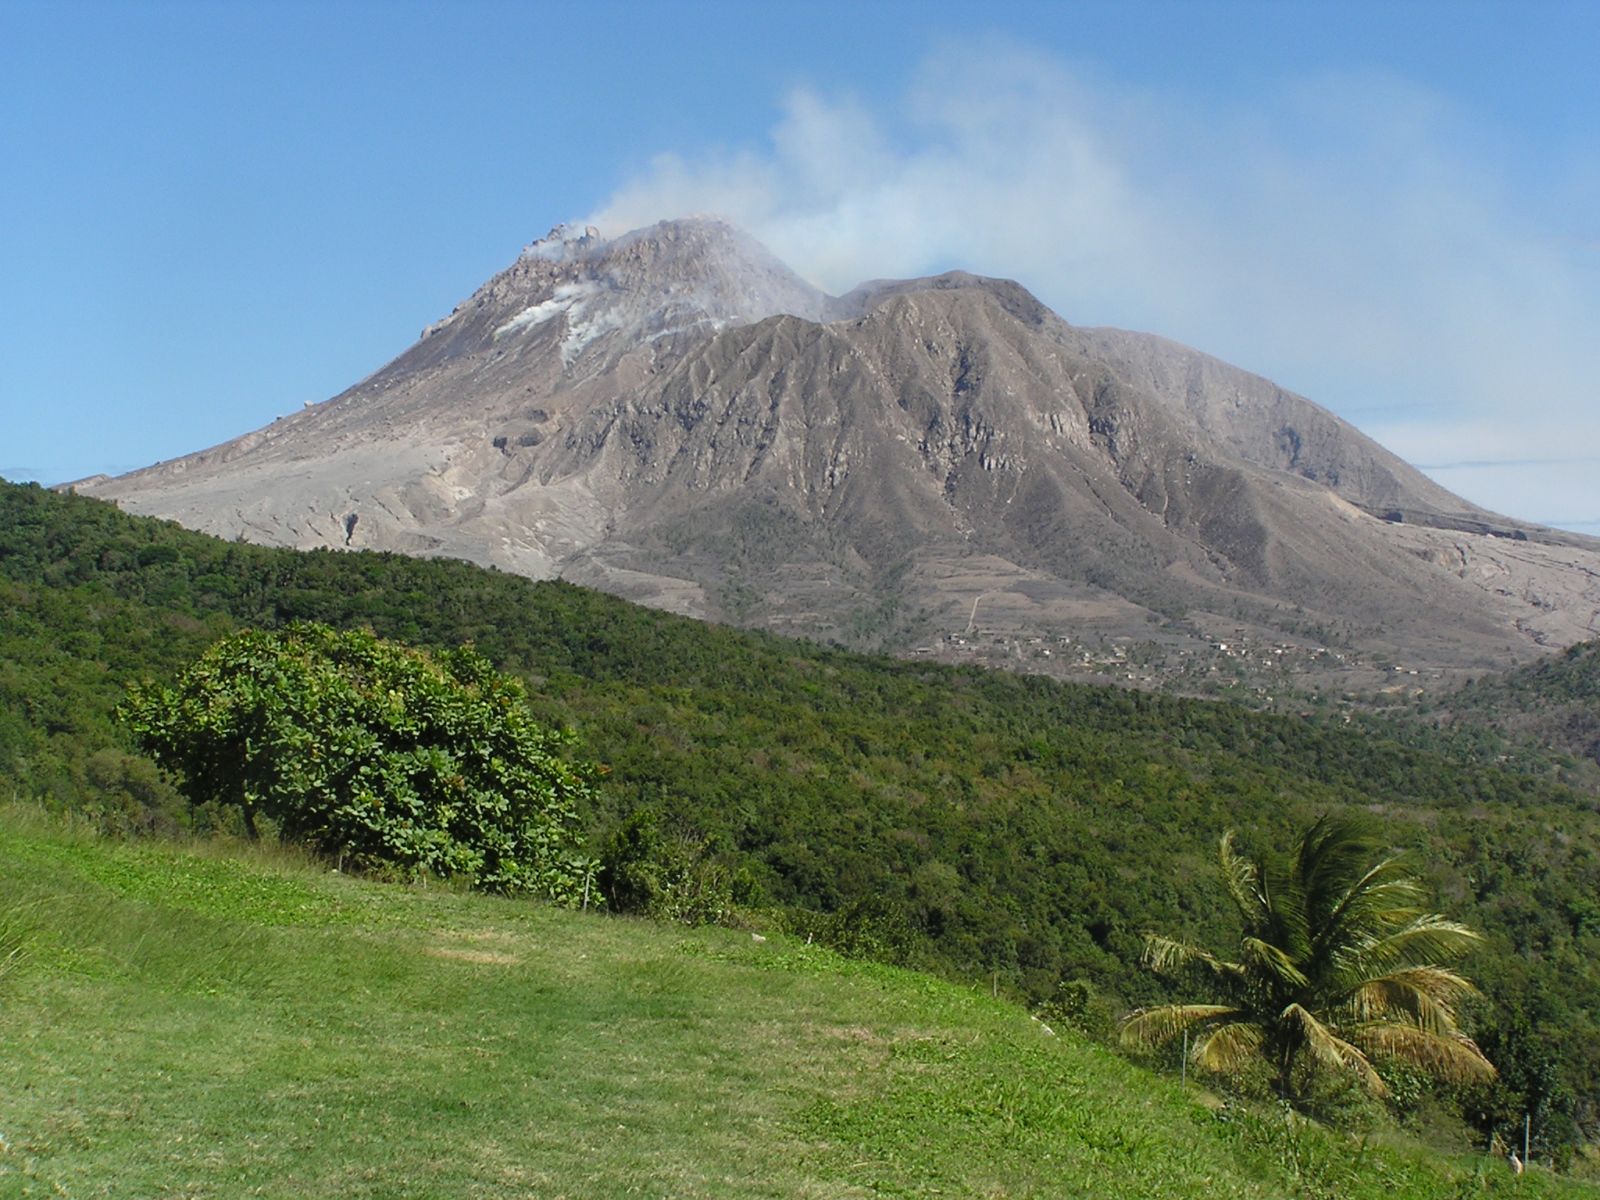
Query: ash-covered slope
xmin=78 ymin=219 xmax=1600 ymax=679
xmin=78 ymin=220 xmax=839 ymax=576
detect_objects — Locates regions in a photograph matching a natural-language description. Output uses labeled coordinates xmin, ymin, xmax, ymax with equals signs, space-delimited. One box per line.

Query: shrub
xmin=119 ymin=623 xmax=596 ymax=900
xmin=598 ymin=809 xmax=752 ymax=925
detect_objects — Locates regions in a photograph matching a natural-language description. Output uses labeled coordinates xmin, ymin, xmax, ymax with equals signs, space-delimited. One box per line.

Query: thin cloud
xmin=1415 ymin=458 xmax=1600 ymax=471
xmin=586 ymin=42 xmax=1600 ymax=532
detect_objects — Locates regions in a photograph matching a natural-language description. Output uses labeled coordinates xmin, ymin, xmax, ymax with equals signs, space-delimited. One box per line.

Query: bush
xmin=781 ymin=894 xmax=916 ymax=965
xmin=598 ymin=809 xmax=753 ymax=925
xmin=119 ymin=623 xmax=596 ymax=900
xmin=1036 ymin=977 xmax=1116 ymax=1042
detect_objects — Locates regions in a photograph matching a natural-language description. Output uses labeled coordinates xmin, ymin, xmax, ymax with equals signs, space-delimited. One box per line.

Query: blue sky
xmin=3 ymin=0 xmax=1597 ymax=530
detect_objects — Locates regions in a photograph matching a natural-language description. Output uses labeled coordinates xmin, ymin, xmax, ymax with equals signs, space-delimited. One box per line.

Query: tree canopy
xmin=119 ymin=622 xmax=595 ymax=899
xmin=1122 ymin=815 xmax=1497 ymax=1104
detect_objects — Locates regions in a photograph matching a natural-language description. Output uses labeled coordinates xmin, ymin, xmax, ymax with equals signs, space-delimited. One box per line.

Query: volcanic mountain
xmin=77 ymin=218 xmax=1600 ymax=686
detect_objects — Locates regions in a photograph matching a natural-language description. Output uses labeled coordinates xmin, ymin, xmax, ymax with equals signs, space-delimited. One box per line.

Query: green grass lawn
xmin=0 ymin=809 xmax=1590 ymax=1199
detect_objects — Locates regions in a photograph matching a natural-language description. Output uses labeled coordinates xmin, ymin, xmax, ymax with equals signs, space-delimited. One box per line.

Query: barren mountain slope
xmin=77 ymin=219 xmax=1600 ymax=683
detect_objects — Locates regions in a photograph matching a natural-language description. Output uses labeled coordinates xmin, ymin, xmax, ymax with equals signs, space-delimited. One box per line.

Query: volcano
xmin=76 ymin=218 xmax=1600 ymax=685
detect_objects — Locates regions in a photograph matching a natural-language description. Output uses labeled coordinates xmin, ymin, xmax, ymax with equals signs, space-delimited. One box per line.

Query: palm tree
xmin=1121 ymin=814 xmax=1496 ymax=1104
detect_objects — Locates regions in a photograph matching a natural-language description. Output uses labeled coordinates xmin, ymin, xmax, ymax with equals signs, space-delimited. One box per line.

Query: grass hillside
xmin=3 ymin=479 xmax=1600 ymax=1149
xmin=0 ymin=809 xmax=1587 ymax=1199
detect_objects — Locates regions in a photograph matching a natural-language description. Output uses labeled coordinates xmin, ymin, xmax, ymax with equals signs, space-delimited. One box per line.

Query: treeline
xmin=2 ymin=479 xmax=1598 ymax=1150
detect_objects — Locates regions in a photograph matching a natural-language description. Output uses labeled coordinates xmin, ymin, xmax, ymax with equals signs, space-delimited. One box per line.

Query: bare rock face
xmin=78 ymin=218 xmax=1600 ymax=686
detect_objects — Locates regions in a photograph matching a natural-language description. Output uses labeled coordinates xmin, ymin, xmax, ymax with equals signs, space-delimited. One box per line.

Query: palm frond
xmin=1345 ymin=915 xmax=1484 ymax=978
xmin=1319 ymin=859 xmax=1426 ymax=949
xmin=1284 ymin=1002 xmax=1389 ymax=1097
xmin=1386 ymin=965 xmax=1477 ymax=1001
xmin=1341 ymin=971 xmax=1473 ymax=1035
xmin=1239 ymin=936 xmax=1309 ymax=988
xmin=1347 ymin=964 xmax=1474 ymax=1009
xmin=1297 ymin=814 xmax=1385 ymax=921
xmin=1219 ymin=831 xmax=1268 ymax=925
xmin=1352 ymin=1024 xmax=1498 ymax=1085
xmin=1191 ymin=1021 xmax=1265 ymax=1074
xmin=1142 ymin=934 xmax=1243 ymax=983
xmin=1120 ymin=1003 xmax=1239 ymax=1049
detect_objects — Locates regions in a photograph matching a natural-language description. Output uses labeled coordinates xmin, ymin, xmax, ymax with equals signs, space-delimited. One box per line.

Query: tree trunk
xmin=1275 ymin=1042 xmax=1297 ymax=1103
xmin=234 ymin=769 xmax=259 ymax=841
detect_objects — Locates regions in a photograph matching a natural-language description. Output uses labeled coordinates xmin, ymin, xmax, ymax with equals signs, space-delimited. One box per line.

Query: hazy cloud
xmin=588 ymin=43 xmax=1600 ymax=530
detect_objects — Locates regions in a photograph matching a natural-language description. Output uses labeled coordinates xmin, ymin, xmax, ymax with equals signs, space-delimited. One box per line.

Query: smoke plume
xmin=587 ymin=43 xmax=1600 ymax=529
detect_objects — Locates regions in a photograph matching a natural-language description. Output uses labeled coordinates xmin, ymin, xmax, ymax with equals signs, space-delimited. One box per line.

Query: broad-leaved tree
xmin=121 ymin=623 xmax=595 ymax=900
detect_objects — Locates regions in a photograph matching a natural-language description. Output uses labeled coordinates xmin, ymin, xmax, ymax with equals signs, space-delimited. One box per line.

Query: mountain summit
xmin=77 ymin=218 xmax=1600 ymax=685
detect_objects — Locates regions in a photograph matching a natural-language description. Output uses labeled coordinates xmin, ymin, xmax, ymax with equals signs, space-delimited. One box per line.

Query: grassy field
xmin=0 ymin=809 xmax=1591 ymax=1200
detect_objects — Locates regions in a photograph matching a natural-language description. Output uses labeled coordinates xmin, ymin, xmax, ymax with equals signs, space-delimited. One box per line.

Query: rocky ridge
xmin=76 ymin=218 xmax=1600 ymax=691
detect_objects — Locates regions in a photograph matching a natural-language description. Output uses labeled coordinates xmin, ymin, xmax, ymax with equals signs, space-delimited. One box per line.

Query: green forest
xmin=3 ymin=479 xmax=1598 ymax=1159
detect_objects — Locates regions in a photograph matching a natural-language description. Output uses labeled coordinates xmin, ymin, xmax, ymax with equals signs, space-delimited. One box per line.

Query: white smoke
xmin=587 ymin=43 xmax=1600 ymax=530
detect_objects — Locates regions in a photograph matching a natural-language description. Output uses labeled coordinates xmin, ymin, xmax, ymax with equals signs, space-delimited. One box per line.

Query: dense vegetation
xmin=3 ymin=479 xmax=1599 ymax=1156
xmin=1 ymin=810 xmax=1591 ymax=1197
xmin=121 ymin=623 xmax=596 ymax=898
xmin=1436 ymin=642 xmax=1600 ymax=782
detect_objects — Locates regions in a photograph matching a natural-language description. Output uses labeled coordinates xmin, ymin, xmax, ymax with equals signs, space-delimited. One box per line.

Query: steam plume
xmin=587 ymin=43 xmax=1600 ymax=529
